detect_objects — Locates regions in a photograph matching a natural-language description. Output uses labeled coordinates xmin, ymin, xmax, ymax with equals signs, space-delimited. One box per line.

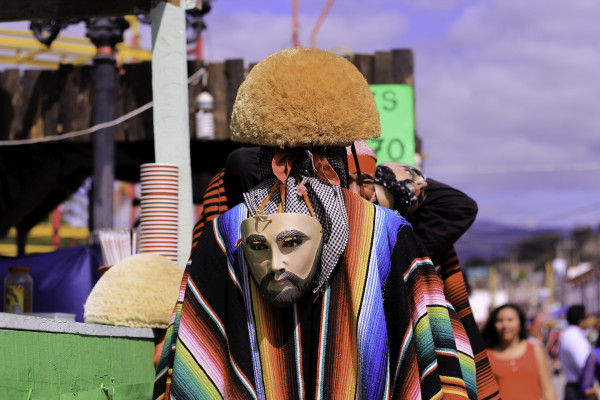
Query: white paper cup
xmin=140 ymin=196 xmax=178 ymax=203
xmin=141 ymin=163 xmax=178 ymax=170
xmin=139 ymin=232 xmax=178 ymax=239
xmin=139 ymin=247 xmax=178 ymax=254
xmin=141 ymin=186 xmax=178 ymax=193
xmin=141 ymin=169 xmax=178 ymax=174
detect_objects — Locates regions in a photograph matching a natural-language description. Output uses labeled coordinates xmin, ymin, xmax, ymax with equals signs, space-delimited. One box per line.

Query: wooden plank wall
xmin=0 ymin=49 xmax=416 ymax=148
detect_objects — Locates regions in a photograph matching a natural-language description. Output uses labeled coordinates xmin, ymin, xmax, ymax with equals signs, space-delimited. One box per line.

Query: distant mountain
xmin=454 ymin=219 xmax=566 ymax=263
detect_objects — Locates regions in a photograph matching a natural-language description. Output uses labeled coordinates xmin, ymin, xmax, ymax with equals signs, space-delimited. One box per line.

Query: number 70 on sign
xmin=366 ymin=84 xmax=415 ymax=165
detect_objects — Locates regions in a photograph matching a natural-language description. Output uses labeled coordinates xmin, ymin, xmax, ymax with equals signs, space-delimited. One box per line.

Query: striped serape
xmin=192 ymin=168 xmax=228 ymax=249
xmin=436 ymin=248 xmax=501 ymax=400
xmin=155 ymin=190 xmax=477 ymax=399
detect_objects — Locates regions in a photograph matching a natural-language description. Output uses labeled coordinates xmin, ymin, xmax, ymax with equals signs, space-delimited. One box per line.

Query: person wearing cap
xmin=154 ymin=47 xmax=477 ymax=399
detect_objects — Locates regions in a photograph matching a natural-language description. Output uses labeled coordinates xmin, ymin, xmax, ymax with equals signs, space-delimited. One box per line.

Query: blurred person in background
xmin=482 ymin=303 xmax=556 ymax=399
xmin=560 ymin=304 xmax=593 ymax=400
xmin=580 ymin=327 xmax=600 ymax=399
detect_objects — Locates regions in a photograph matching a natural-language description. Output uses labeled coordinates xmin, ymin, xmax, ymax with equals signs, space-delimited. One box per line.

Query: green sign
xmin=367 ymin=84 xmax=415 ymax=165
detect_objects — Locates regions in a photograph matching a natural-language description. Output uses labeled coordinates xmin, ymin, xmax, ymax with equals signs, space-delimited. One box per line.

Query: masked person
xmin=154 ymin=47 xmax=478 ymax=399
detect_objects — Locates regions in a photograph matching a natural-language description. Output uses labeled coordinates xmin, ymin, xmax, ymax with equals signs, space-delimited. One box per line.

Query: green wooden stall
xmin=0 ymin=313 xmax=156 ymax=399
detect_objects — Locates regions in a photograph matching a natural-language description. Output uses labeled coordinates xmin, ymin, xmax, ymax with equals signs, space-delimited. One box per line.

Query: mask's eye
xmin=282 ymin=236 xmax=304 ymax=248
xmin=249 ymin=242 xmax=268 ymax=251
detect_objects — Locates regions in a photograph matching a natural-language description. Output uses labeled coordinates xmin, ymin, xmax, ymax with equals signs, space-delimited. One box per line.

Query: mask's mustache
xmin=260 ymin=271 xmax=301 ymax=286
xmin=256 ymin=265 xmax=318 ymax=307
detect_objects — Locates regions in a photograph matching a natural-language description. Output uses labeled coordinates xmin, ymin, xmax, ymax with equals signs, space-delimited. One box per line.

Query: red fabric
xmin=486 ymin=341 xmax=541 ymax=400
xmin=346 ymin=155 xmax=377 ymax=176
xmin=272 ymin=151 xmax=340 ymax=186
xmin=438 ymin=248 xmax=501 ymax=399
xmin=192 ymin=169 xmax=228 ymax=249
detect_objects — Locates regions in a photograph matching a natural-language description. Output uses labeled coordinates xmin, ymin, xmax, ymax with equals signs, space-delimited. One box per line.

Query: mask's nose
xmin=269 ymin=250 xmax=286 ymax=279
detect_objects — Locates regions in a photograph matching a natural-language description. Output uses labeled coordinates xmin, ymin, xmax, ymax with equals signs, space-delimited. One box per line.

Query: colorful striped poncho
xmin=155 ymin=190 xmax=477 ymax=399
xmin=436 ymin=248 xmax=500 ymax=400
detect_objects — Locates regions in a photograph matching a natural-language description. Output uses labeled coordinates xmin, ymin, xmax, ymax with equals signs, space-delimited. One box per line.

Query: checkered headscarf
xmin=243 ymin=147 xmax=349 ymax=294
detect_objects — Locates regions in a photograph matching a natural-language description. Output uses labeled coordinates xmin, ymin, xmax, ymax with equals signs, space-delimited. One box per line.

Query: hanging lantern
xmin=195 ymin=91 xmax=215 ymax=140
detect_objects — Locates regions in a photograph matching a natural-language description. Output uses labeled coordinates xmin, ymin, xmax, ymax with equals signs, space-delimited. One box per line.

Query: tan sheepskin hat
xmin=84 ymin=253 xmax=183 ymax=328
xmin=231 ymin=47 xmax=380 ymax=148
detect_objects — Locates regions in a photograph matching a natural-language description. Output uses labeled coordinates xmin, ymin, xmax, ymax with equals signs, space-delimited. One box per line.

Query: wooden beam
xmin=0 ymin=0 xmax=153 ymax=22
xmin=151 ymin=1 xmax=193 ymax=267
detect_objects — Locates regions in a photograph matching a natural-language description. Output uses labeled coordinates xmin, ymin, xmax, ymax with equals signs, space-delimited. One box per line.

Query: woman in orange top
xmin=482 ymin=304 xmax=556 ymax=400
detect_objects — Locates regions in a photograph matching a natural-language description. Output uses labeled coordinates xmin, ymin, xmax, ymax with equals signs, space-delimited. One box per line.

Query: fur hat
xmin=231 ymin=47 xmax=380 ymax=148
xmin=84 ymin=253 xmax=183 ymax=328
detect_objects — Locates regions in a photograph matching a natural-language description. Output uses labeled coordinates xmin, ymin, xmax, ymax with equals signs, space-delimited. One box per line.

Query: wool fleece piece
xmin=84 ymin=253 xmax=183 ymax=328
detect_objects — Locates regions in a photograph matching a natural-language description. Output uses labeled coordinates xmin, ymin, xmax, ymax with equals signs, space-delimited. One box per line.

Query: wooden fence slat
xmin=0 ymin=69 xmax=20 ymax=141
xmin=225 ymin=59 xmax=244 ymax=139
xmin=134 ymin=62 xmax=153 ymax=141
xmin=41 ymin=70 xmax=61 ymax=138
xmin=59 ymin=65 xmax=93 ymax=142
xmin=187 ymin=60 xmax=204 ymax=139
xmin=18 ymin=70 xmax=43 ymax=140
xmin=373 ymin=51 xmax=393 ymax=84
xmin=353 ymin=54 xmax=374 ymax=84
xmin=208 ymin=62 xmax=227 ymax=140
xmin=58 ymin=65 xmax=75 ymax=139
xmin=119 ymin=62 xmax=153 ymax=141
xmin=392 ymin=49 xmax=414 ymax=85
xmin=391 ymin=49 xmax=420 ymax=154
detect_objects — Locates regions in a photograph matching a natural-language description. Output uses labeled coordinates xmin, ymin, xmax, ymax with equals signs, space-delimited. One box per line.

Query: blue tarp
xmin=0 ymin=245 xmax=103 ymax=322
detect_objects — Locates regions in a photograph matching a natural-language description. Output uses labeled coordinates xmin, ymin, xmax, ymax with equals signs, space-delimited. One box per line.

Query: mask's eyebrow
xmin=276 ymin=230 xmax=308 ymax=242
xmin=246 ymin=234 xmax=267 ymax=244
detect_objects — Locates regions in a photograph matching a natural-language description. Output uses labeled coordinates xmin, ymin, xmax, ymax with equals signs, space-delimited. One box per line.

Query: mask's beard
xmin=257 ymin=266 xmax=318 ymax=308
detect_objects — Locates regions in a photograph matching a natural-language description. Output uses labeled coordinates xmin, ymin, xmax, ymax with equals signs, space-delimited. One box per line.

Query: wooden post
xmin=151 ymin=0 xmax=193 ymax=267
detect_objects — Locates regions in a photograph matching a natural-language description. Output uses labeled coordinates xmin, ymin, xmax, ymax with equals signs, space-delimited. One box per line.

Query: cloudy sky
xmin=2 ymin=0 xmax=599 ymax=230
xmin=199 ymin=0 xmax=600 ymax=230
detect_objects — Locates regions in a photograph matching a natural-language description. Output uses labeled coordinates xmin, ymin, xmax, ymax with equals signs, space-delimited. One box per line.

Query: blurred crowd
xmin=482 ymin=303 xmax=600 ymax=400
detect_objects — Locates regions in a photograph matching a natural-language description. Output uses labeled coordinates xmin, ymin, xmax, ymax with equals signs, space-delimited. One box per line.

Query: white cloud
xmin=403 ymin=0 xmax=600 ymax=226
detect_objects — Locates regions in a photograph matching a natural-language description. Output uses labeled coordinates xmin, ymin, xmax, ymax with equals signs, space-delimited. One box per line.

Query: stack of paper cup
xmin=139 ymin=163 xmax=179 ymax=262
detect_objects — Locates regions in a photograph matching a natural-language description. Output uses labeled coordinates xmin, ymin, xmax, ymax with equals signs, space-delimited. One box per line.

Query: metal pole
xmin=91 ymin=50 xmax=116 ymax=231
xmin=87 ymin=18 xmax=128 ymax=234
